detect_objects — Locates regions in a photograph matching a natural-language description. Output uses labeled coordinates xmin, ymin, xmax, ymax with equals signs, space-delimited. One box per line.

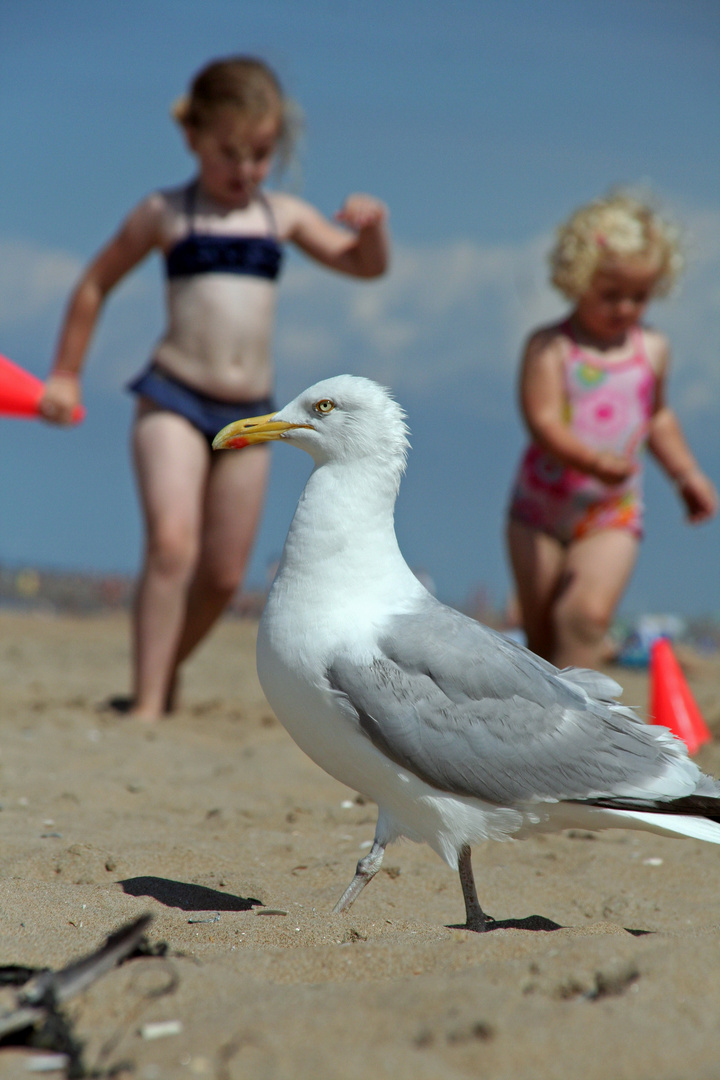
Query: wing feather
xmin=326 ymin=598 xmax=705 ymax=806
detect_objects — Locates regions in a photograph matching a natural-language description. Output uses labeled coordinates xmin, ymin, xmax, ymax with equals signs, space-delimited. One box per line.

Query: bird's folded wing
xmin=327 ymin=601 xmax=699 ymax=807
xmin=381 ymin=598 xmax=624 ymax=710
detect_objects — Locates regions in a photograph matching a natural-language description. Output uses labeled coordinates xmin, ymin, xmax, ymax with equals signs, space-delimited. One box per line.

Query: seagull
xmin=213 ymin=375 xmax=720 ymax=931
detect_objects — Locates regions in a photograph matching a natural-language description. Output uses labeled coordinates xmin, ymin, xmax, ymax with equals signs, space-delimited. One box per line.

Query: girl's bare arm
xmin=41 ymin=200 xmax=162 ymax=423
xmin=272 ymin=193 xmax=389 ymax=278
xmin=647 ymin=342 xmax=718 ymax=522
xmin=519 ymin=331 xmax=634 ymax=484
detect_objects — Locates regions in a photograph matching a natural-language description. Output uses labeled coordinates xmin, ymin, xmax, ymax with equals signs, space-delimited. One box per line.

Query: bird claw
xmin=465 ymin=914 xmax=497 ymax=933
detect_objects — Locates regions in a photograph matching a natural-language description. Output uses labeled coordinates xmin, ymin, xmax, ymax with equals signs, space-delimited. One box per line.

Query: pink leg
xmin=552 ymin=529 xmax=639 ymax=670
xmin=506 ymin=520 xmax=566 ymax=661
xmin=171 ymin=443 xmax=269 ymax=673
xmin=130 ymin=405 xmax=209 ymax=720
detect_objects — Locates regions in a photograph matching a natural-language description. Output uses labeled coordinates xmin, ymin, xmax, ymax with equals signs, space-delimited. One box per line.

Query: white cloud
xmin=5 ymin=210 xmax=719 ymax=421
xmin=275 ymin=212 xmax=720 ymax=422
xmin=0 ymin=240 xmax=82 ymax=328
xmin=0 ymin=237 xmax=162 ymax=391
xmin=276 ymin=235 xmax=562 ymax=400
xmin=650 ymin=210 xmax=720 ymax=417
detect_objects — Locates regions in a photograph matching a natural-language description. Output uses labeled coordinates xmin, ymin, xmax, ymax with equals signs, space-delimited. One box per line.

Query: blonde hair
xmin=172 ymin=56 xmax=300 ymax=171
xmin=549 ymin=192 xmax=683 ymax=300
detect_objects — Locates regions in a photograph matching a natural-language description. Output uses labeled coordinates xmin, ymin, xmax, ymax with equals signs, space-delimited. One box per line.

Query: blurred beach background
xmin=0 ymin=0 xmax=718 ymax=629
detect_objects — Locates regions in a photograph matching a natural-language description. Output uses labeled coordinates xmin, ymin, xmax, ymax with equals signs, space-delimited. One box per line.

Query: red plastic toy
xmin=650 ymin=638 xmax=712 ymax=755
xmin=0 ymin=353 xmax=85 ymax=423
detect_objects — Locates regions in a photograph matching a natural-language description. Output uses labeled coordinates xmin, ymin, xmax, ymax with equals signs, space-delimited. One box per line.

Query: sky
xmin=0 ymin=0 xmax=719 ymax=618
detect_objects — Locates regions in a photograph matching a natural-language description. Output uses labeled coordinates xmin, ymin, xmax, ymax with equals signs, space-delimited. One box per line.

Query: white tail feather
xmin=602 ymin=809 xmax=720 ymax=845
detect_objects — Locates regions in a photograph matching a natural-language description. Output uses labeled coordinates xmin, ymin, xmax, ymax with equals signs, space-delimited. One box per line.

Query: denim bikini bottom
xmin=128 ymin=363 xmax=275 ymax=447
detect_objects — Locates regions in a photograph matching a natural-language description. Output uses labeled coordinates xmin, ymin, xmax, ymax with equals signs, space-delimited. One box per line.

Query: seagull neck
xmin=281 ymin=459 xmax=404 ymax=571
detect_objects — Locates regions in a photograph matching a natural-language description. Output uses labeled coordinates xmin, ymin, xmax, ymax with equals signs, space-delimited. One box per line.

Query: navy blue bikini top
xmin=165 ymin=184 xmax=283 ymax=282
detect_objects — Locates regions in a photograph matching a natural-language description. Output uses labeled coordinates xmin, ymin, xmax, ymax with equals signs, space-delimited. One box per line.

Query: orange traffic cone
xmin=0 ymin=353 xmax=84 ymax=422
xmin=649 ymin=637 xmax=711 ymax=754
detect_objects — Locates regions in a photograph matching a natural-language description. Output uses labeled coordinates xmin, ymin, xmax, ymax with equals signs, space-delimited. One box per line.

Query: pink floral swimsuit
xmin=508 ymin=322 xmax=656 ymax=545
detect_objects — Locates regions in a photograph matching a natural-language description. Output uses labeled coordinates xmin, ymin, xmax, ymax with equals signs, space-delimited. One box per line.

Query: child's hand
xmin=335 ymin=194 xmax=388 ymax=232
xmin=39 ymin=372 xmax=82 ymax=425
xmin=591 ymin=451 xmax=635 ymax=485
xmin=676 ymin=468 xmax=718 ymax=523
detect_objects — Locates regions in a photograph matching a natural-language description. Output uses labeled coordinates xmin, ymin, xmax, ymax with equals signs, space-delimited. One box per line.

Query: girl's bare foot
xmin=127 ymin=705 xmax=163 ymax=723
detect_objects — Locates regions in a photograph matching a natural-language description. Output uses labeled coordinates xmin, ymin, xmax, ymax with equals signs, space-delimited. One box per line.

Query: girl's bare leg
xmin=171 ymin=444 xmax=269 ymax=673
xmin=131 ymin=406 xmax=210 ymax=720
xmin=506 ymin=520 xmax=566 ymax=661
xmin=552 ymin=529 xmax=639 ymax=670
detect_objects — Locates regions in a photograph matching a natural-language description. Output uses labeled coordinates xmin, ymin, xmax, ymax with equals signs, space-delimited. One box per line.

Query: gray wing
xmin=327 ymin=596 xmax=701 ymax=806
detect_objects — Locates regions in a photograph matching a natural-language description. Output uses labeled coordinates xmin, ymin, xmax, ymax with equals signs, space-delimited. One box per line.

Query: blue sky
xmin=0 ymin=0 xmax=718 ymax=616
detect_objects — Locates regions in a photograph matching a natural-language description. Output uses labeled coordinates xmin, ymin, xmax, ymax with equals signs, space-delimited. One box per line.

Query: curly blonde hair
xmin=171 ymin=56 xmax=300 ymax=171
xmin=549 ymin=193 xmax=683 ymax=300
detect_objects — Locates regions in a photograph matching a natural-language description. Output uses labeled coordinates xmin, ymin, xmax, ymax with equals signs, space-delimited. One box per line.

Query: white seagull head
xmin=213 ymin=374 xmax=410 ymax=480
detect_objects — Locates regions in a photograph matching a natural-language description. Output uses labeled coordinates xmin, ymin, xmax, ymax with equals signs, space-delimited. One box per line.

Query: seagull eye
xmin=315 ymin=399 xmax=335 ymax=414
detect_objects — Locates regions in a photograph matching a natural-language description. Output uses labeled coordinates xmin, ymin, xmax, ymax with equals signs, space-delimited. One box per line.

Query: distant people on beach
xmin=40 ymin=55 xmax=389 ymax=720
xmin=506 ymin=192 xmax=717 ymax=670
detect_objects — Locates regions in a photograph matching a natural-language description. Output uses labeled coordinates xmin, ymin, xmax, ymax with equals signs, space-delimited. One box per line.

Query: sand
xmin=1 ymin=609 xmax=720 ymax=1079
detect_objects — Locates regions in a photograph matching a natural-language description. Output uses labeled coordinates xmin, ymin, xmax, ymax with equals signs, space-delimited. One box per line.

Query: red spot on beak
xmin=227 ymin=436 xmax=250 ymax=449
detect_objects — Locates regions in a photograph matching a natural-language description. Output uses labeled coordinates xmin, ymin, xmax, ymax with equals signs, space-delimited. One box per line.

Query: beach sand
xmin=1 ymin=609 xmax=720 ymax=1079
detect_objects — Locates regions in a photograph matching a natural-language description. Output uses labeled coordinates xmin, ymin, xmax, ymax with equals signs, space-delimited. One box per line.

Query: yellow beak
xmin=212 ymin=412 xmax=311 ymax=450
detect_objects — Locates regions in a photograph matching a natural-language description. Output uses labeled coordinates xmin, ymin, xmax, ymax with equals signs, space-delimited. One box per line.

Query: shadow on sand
xmin=447 ymin=914 xmax=564 ymax=933
xmin=119 ymin=876 xmax=262 ymax=912
xmin=447 ymin=915 xmax=653 ymax=935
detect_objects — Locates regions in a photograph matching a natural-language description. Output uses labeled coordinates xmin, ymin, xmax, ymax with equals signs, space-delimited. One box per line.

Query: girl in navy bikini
xmin=41 ymin=57 xmax=389 ymax=720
